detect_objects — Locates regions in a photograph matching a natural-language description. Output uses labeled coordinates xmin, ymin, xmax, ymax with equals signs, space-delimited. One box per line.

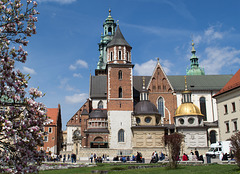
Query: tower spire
xmin=95 ymin=10 xmax=117 ymax=75
xmin=186 ymin=41 xmax=205 ymax=76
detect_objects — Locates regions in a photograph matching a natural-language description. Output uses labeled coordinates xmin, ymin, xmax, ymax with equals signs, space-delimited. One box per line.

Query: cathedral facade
xmin=64 ymin=11 xmax=232 ymax=157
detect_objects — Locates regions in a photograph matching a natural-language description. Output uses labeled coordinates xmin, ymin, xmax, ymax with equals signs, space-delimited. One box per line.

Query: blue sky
xmin=20 ymin=0 xmax=240 ymax=129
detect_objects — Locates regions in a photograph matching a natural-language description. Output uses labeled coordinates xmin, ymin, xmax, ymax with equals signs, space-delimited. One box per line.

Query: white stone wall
xmin=178 ymin=128 xmax=208 ymax=148
xmin=215 ymin=89 xmax=240 ymax=141
xmin=176 ymin=90 xmax=218 ymax=122
xmin=92 ymin=99 xmax=107 ymax=109
xmin=66 ymin=125 xmax=81 ymax=152
xmin=108 ymin=111 xmax=132 ymax=149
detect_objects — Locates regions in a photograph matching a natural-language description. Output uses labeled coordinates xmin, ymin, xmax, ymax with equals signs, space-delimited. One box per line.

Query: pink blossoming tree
xmin=0 ymin=0 xmax=47 ymax=173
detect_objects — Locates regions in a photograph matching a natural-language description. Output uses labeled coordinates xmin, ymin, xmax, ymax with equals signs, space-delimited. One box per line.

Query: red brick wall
xmin=107 ymin=66 xmax=133 ymax=111
xmin=148 ymin=65 xmax=177 ymax=124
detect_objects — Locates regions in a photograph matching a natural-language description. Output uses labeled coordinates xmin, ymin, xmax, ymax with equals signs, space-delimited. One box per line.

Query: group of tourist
xmin=150 ymin=151 xmax=168 ymax=163
xmin=150 ymin=148 xmax=204 ymax=163
xmin=45 ymin=153 xmax=77 ymax=163
xmin=89 ymin=153 xmax=110 ymax=163
xmin=180 ymin=149 xmax=204 ymax=162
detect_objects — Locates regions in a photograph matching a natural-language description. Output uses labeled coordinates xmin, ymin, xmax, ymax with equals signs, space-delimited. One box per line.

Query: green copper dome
xmin=186 ymin=42 xmax=205 ymax=76
xmin=96 ymin=10 xmax=117 ymax=71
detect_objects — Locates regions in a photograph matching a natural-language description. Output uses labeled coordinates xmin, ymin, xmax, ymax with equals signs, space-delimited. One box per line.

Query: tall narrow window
xmin=225 ymin=122 xmax=230 ymax=133
xmin=224 ymin=105 xmax=228 ymax=114
xmin=232 ymin=102 xmax=236 ymax=112
xmin=118 ymin=129 xmax=124 ymax=142
xmin=233 ymin=120 xmax=238 ymax=131
xmin=200 ymin=97 xmax=207 ymax=121
xmin=127 ymin=52 xmax=129 ymax=61
xmin=158 ymin=97 xmax=164 ymax=118
xmin=110 ymin=52 xmax=113 ymax=61
xmin=118 ymin=70 xmax=122 ymax=80
xmin=119 ymin=50 xmax=122 ymax=60
xmin=210 ymin=130 xmax=217 ymax=144
xmin=119 ymin=87 xmax=122 ymax=98
xmin=98 ymin=100 xmax=103 ymax=109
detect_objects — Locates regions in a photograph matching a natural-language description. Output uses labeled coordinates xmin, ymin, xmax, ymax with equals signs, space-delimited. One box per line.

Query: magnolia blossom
xmin=0 ymin=1 xmax=46 ymax=173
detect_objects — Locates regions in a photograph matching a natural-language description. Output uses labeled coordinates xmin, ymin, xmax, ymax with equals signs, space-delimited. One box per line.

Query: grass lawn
xmin=39 ymin=163 xmax=240 ymax=174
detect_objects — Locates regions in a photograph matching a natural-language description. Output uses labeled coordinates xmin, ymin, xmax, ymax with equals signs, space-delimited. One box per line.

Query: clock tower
xmin=106 ymin=25 xmax=134 ymax=149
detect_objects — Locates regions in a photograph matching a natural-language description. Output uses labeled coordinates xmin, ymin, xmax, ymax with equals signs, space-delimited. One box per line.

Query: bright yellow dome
xmin=175 ymin=103 xmax=204 ymax=117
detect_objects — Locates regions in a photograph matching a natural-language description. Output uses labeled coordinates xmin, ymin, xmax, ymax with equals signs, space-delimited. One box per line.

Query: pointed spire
xmin=107 ymin=25 xmax=131 ymax=48
xmin=191 ymin=41 xmax=197 ymax=59
xmin=191 ymin=41 xmax=196 ymax=53
xmin=186 ymin=40 xmax=205 ymax=75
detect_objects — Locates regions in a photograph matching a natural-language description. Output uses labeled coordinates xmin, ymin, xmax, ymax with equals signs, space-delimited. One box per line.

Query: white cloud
xmin=22 ymin=66 xmax=36 ymax=75
xmin=59 ymin=78 xmax=79 ymax=92
xmin=69 ymin=59 xmax=88 ymax=70
xmin=73 ymin=73 xmax=83 ymax=78
xmin=37 ymin=0 xmax=76 ymax=4
xmin=134 ymin=59 xmax=172 ymax=76
xmin=204 ymin=26 xmax=223 ymax=43
xmin=193 ymin=25 xmax=225 ymax=45
xmin=65 ymin=93 xmax=88 ymax=104
xmin=69 ymin=65 xmax=76 ymax=70
xmin=201 ymin=47 xmax=240 ymax=74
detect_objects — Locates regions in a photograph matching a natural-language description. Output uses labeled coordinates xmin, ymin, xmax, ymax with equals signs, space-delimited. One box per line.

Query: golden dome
xmin=175 ymin=103 xmax=204 ymax=117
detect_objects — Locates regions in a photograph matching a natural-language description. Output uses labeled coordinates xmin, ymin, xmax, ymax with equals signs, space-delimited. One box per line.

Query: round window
xmin=179 ymin=118 xmax=184 ymax=125
xmin=188 ymin=118 xmax=194 ymax=124
xmin=145 ymin=117 xmax=151 ymax=123
xmin=136 ymin=117 xmax=140 ymax=124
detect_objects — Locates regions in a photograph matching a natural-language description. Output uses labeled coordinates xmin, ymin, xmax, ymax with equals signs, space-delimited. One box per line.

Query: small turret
xmin=186 ymin=41 xmax=205 ymax=76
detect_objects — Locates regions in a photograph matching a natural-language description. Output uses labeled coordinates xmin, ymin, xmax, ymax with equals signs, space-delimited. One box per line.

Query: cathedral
xmin=63 ymin=11 xmax=232 ymax=158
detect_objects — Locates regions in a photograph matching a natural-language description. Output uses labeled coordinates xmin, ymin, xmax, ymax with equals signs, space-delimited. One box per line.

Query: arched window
xmin=119 ymin=87 xmax=122 ymax=98
xmin=98 ymin=100 xmax=103 ymax=109
xmin=158 ymin=97 xmax=164 ymax=117
xmin=200 ymin=97 xmax=207 ymax=121
xmin=210 ymin=130 xmax=217 ymax=144
xmin=108 ymin=27 xmax=112 ymax=35
xmin=94 ymin=136 xmax=103 ymax=142
xmin=118 ymin=70 xmax=122 ymax=80
xmin=119 ymin=50 xmax=122 ymax=60
xmin=118 ymin=129 xmax=124 ymax=142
